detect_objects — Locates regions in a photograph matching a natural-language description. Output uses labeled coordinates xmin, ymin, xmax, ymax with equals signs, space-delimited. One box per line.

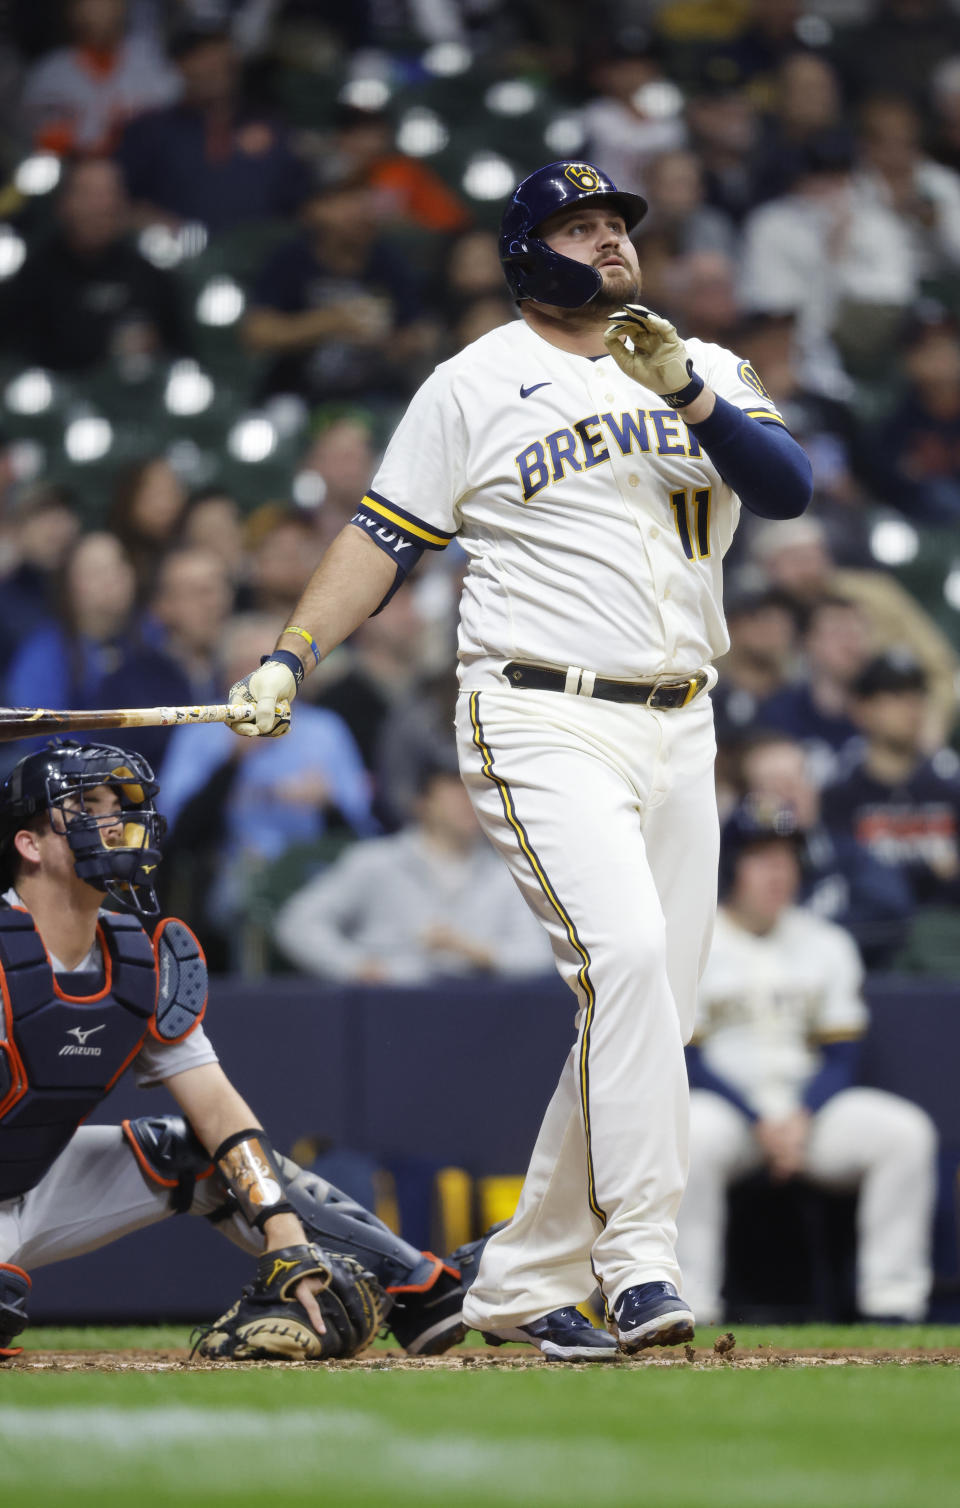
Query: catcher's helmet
xmin=499 ymin=160 xmax=648 ymax=308
xmin=0 ymin=740 xmax=166 ymax=915
xmin=718 ymin=797 xmax=805 ymax=897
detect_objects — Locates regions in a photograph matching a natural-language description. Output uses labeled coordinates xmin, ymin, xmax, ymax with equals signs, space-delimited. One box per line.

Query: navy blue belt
xmin=503 ymin=662 xmax=709 ymax=709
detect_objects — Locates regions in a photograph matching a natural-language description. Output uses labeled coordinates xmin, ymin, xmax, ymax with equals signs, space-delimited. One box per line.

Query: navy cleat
xmin=614 ymin=1282 xmax=695 ymax=1353
xmin=482 ymin=1306 xmax=618 ymax=1362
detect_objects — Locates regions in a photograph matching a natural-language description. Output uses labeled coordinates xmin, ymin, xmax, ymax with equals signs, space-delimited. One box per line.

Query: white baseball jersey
xmin=695 ymin=906 xmax=868 ymax=1121
xmin=362 ymin=318 xmax=784 ymax=688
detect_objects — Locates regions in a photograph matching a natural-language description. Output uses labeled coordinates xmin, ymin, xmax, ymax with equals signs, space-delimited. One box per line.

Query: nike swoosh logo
xmin=520 ymin=382 xmax=551 ymax=399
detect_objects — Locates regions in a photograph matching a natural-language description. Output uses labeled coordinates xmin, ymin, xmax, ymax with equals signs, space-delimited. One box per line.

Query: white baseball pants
xmin=0 ymin=1125 xmax=259 ymax=1271
xmin=456 ymin=685 xmax=719 ymax=1327
xmin=678 ymin=1088 xmax=937 ymax=1323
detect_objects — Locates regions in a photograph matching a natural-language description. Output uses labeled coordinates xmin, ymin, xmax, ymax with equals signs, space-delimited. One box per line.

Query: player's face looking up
xmin=537 ymin=204 xmax=641 ymax=311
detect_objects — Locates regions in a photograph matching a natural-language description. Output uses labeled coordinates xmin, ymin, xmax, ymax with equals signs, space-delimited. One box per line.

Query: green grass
xmin=4 ymin=1328 xmax=960 ymax=1508
xmin=17 ymin=1321 xmax=960 ymax=1351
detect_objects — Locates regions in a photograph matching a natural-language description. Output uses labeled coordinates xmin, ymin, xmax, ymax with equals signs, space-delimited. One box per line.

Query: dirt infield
xmin=7 ymin=1341 xmax=960 ymax=1372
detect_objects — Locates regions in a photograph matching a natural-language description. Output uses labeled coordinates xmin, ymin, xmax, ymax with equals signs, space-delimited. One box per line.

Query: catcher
xmin=0 ymin=740 xmax=467 ymax=1363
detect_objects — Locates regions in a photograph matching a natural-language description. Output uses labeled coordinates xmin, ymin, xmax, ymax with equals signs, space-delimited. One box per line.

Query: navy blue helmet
xmin=0 ymin=740 xmax=166 ymax=915
xmin=499 ymin=160 xmax=648 ymax=308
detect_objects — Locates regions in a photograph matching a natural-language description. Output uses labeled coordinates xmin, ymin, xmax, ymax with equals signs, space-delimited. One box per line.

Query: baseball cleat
xmin=482 ymin=1306 xmax=618 ymax=1362
xmin=614 ymin=1282 xmax=695 ymax=1353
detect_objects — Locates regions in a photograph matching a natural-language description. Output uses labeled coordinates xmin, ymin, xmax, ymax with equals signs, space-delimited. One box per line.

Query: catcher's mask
xmin=499 ymin=159 xmax=647 ymax=309
xmin=0 ymin=739 xmax=166 ymax=915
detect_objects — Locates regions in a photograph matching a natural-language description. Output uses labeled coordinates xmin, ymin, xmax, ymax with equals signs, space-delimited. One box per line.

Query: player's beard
xmin=591 ymin=266 xmax=641 ymax=315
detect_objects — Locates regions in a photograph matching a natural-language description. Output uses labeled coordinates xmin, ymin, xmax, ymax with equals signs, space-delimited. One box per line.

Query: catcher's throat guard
xmin=0 ymin=740 xmax=166 ymax=915
xmin=499 ymin=160 xmax=647 ymax=309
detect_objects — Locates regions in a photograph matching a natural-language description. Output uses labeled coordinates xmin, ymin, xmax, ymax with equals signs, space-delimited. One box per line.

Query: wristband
xmin=663 ymin=368 xmax=705 ymax=410
xmin=282 ymin=624 xmax=321 ymax=666
xmin=261 ymin=649 xmax=304 ymax=687
xmin=213 ymin=1128 xmax=294 ymax=1230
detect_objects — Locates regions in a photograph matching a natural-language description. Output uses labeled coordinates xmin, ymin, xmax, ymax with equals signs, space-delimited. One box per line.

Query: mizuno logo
xmin=59 ymin=1022 xmax=105 ymax=1057
xmin=266 ymin=1256 xmax=301 ymax=1288
xmin=520 ymin=382 xmax=551 ymax=399
xmin=67 ymin=1024 xmax=105 ymax=1045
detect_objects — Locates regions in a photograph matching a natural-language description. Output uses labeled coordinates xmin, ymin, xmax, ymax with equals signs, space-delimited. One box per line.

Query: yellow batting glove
xmin=603 ymin=304 xmax=704 ymax=409
xmin=227 ymin=657 xmax=298 ymax=737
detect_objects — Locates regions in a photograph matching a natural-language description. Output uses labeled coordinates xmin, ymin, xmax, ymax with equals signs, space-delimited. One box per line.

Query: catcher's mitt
xmin=192 ymin=1244 xmax=384 ymax=1362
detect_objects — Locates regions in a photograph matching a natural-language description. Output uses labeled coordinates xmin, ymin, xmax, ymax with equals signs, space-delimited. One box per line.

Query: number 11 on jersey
xmin=670 ymin=487 xmax=712 ymax=561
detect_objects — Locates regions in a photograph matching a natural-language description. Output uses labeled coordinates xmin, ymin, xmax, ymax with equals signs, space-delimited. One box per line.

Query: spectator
xmin=179 ymin=488 xmax=247 ymax=588
xmin=739 ymin=132 xmax=915 ymax=398
xmin=930 ymin=54 xmax=960 ymax=175
xmin=294 ymin=413 xmax=378 ymax=527
xmin=736 ymin=314 xmax=867 ymax=555
xmin=437 ymin=231 xmax=506 ymax=323
xmin=752 ymin=516 xmax=959 ymax=746
xmin=3 ymin=530 xmax=192 ymax=770
xmin=21 ymin=0 xmax=178 ymax=155
xmin=160 ymin=612 xmax=376 ymax=962
xmin=859 ymin=311 xmax=960 ymax=526
xmin=821 ymin=652 xmax=960 ymax=913
xmin=0 ymin=157 xmax=189 ymax=375
xmin=107 ymin=456 xmax=189 ymax=601
xmin=680 ymin=801 xmax=936 ymax=1324
xmin=664 ymin=249 xmax=740 ymax=346
xmin=273 ymin=763 xmax=553 ymax=984
xmin=757 ymin=595 xmax=870 ymax=788
xmin=713 ymin=584 xmax=798 ymax=750
xmin=752 ymin=52 xmax=848 ymax=206
xmin=0 ymin=486 xmax=80 ymax=673
xmin=329 ymin=105 xmax=471 ymax=233
xmin=246 ymin=508 xmax=324 ymax=616
xmin=685 ymin=82 xmax=761 ymax=226
xmin=581 ymin=43 xmax=686 ymax=194
xmin=450 ymin=296 xmax=515 ymax=353
xmin=310 ymin=588 xmax=429 ymax=777
xmin=738 ymin=729 xmax=913 ymax=964
xmin=636 ymin=150 xmax=737 ymax=259
xmin=115 ymin=22 xmax=308 ymax=232
xmin=245 ymin=176 xmax=433 ymax=406
xmin=148 ymin=544 xmax=235 ymax=704
xmin=374 ymin=665 xmax=460 ymax=829
xmin=857 ymin=94 xmax=960 ymax=281
xmin=830 ymin=0 xmax=960 ymax=111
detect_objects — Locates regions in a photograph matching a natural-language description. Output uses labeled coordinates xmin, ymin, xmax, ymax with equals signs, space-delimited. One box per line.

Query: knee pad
xmin=0 ymin=1262 xmax=30 ymax=1356
xmin=123 ymin=1115 xmax=216 ymax=1214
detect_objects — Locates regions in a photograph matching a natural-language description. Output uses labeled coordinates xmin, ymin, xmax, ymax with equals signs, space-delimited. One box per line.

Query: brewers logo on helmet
xmin=499 ymin=159 xmax=647 ymax=309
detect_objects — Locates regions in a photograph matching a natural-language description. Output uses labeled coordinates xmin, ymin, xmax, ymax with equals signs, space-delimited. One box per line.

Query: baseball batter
xmin=0 ymin=740 xmax=466 ymax=1361
xmin=228 ymin=160 xmax=813 ymax=1358
xmin=682 ymin=802 xmax=937 ymax=1323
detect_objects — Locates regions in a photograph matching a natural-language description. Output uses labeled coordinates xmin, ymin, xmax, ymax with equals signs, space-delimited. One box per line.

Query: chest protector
xmin=0 ymin=908 xmax=158 ymax=1201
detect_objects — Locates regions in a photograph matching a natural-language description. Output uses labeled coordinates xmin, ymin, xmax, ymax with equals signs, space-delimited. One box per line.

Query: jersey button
xmin=628 ymin=474 xmax=639 ymax=487
xmin=663 ymin=587 xmax=672 ymax=600
xmin=650 ymin=526 xmax=660 ymax=538
xmin=605 ymin=393 xmax=615 ymax=404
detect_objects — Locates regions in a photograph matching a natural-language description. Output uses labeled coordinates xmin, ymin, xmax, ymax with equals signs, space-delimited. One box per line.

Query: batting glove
xmin=603 ymin=305 xmax=704 ymax=408
xmin=227 ymin=656 xmax=297 ymax=737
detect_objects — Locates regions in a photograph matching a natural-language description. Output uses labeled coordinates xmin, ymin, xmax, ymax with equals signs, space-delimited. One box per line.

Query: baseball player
xmin=226 ymin=160 xmax=813 ymax=1359
xmin=0 ymin=740 xmax=466 ymax=1361
xmin=681 ymin=801 xmax=937 ymax=1324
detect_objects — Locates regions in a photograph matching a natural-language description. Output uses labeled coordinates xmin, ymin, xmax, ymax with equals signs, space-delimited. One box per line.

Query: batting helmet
xmin=718 ymin=797 xmax=805 ymax=897
xmin=0 ymin=740 xmax=166 ymax=915
xmin=499 ymin=160 xmax=648 ymax=308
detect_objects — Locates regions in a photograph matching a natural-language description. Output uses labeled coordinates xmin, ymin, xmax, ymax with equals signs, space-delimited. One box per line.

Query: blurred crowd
xmin=0 ymin=0 xmax=958 ymax=977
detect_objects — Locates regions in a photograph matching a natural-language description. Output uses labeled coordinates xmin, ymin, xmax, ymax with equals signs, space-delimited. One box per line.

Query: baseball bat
xmin=0 ymin=701 xmax=291 ymax=742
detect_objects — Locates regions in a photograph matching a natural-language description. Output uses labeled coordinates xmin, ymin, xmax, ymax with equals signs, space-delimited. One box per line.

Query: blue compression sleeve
xmin=685 ymin=1043 xmax=758 ymax=1122
xmin=688 ymin=396 xmax=813 ymax=519
xmin=802 ymin=1039 xmax=862 ymax=1114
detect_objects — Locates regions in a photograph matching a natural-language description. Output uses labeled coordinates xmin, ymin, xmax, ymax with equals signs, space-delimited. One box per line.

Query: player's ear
xmin=13 ymin=827 xmax=42 ymax=867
